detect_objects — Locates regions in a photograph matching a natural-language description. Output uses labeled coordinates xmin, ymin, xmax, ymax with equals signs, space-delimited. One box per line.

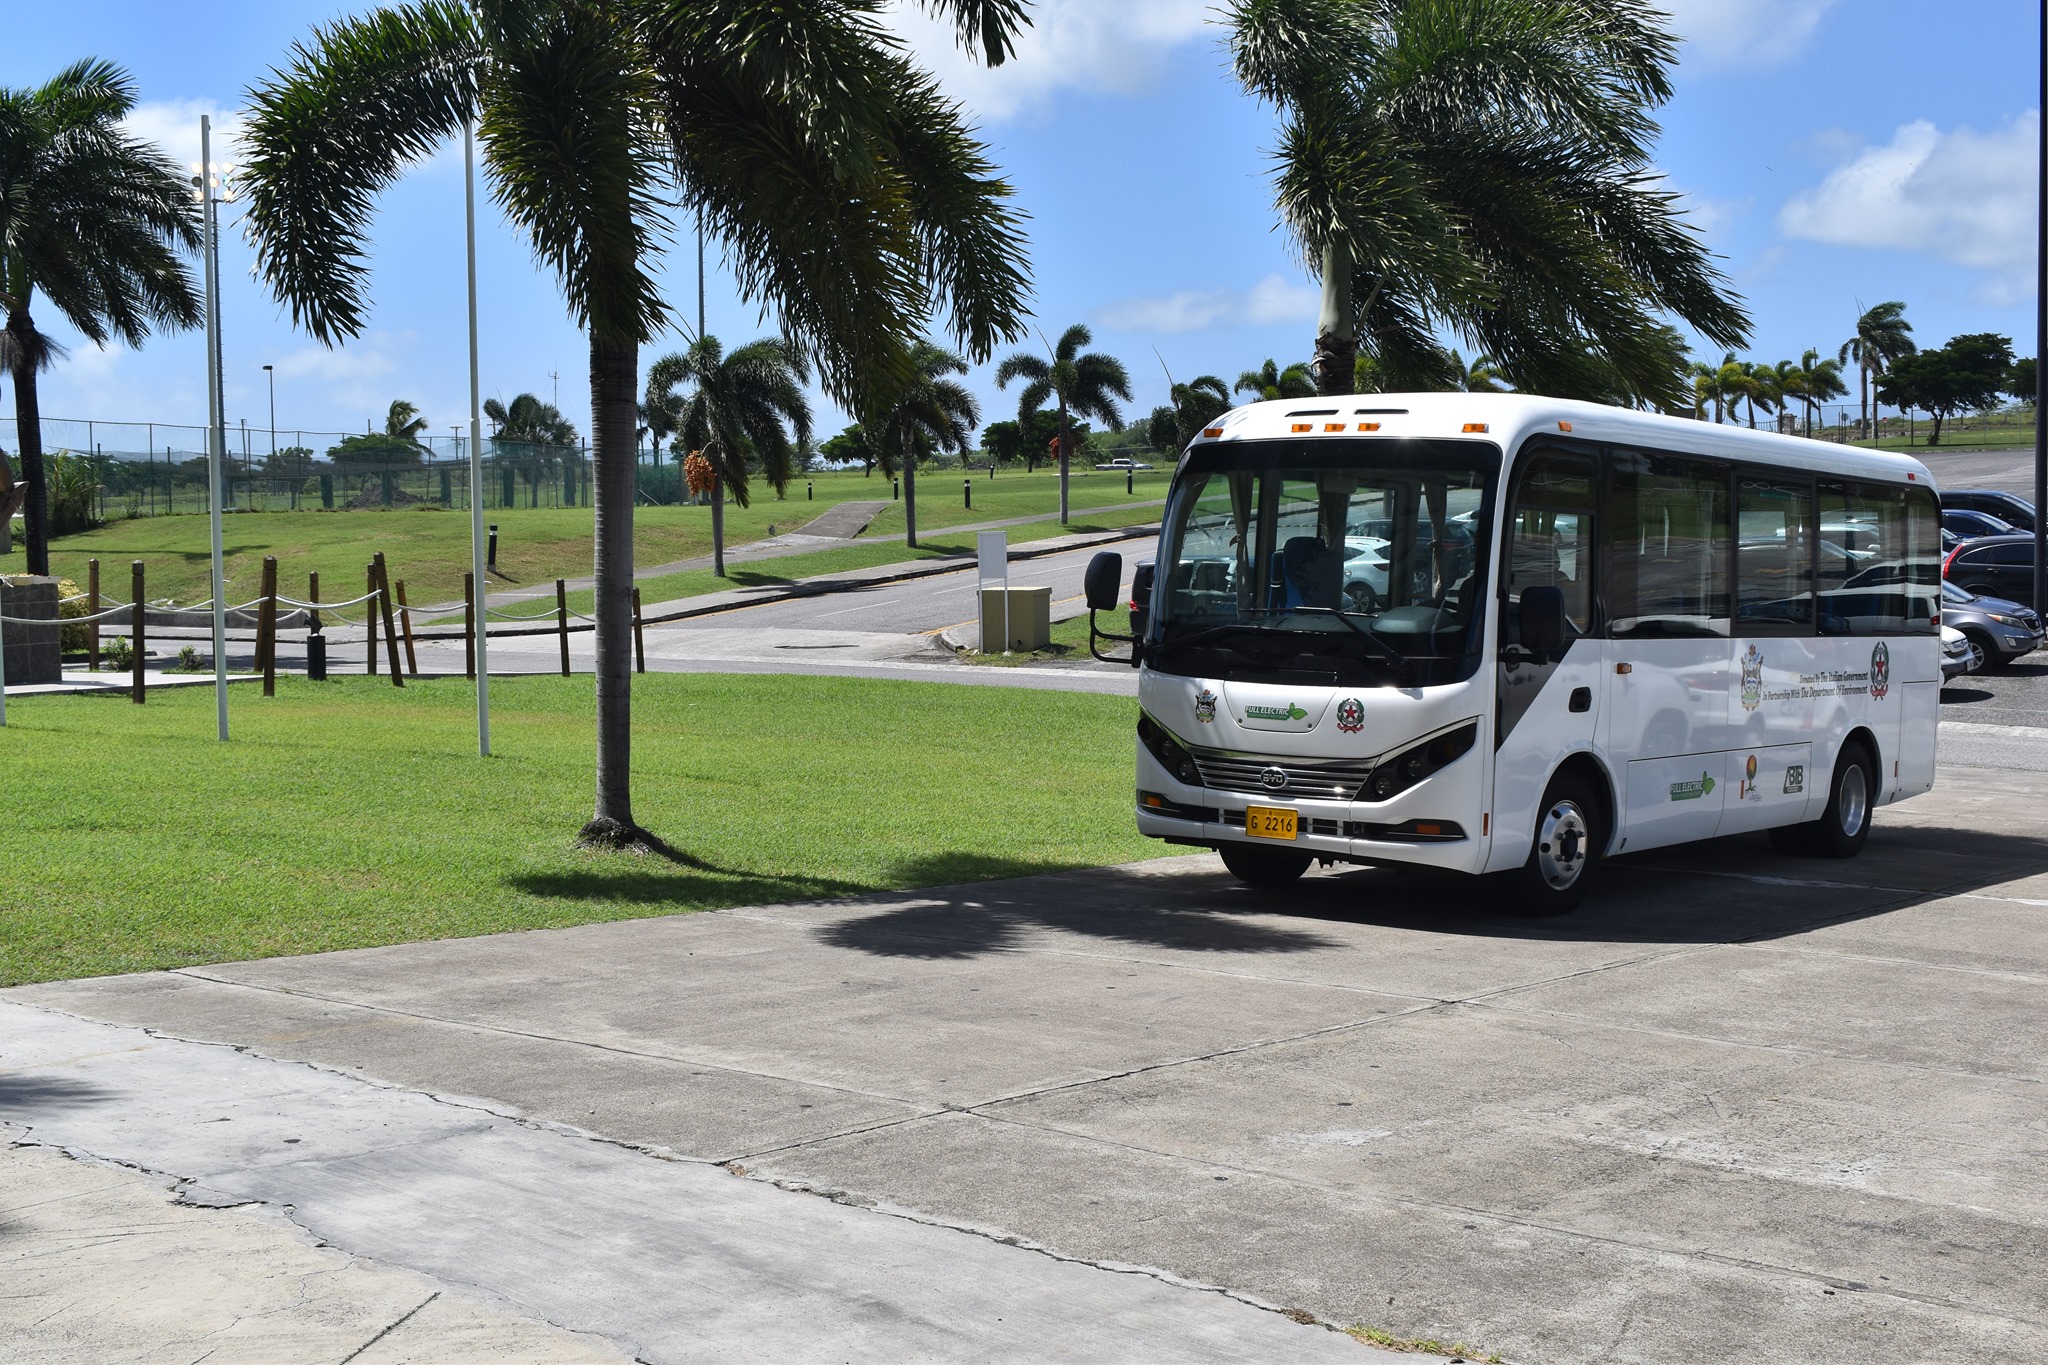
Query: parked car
xmin=1094 ymin=458 xmax=1155 ymax=472
xmin=1940 ymin=578 xmax=2043 ymax=668
xmin=1941 ymin=624 xmax=1982 ymax=682
xmin=1945 ymin=533 xmax=2041 ymax=608
xmin=1943 ymin=488 xmax=2037 ymax=533
xmin=1941 ymin=507 xmax=2018 ymax=542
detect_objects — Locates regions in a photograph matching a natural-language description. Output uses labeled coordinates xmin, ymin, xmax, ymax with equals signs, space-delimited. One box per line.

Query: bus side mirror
xmin=1520 ymin=586 xmax=1567 ymax=659
xmin=1084 ymin=552 xmax=1123 ymax=612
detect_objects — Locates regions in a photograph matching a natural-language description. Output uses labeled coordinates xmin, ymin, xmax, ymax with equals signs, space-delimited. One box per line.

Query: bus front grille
xmin=1189 ymin=750 xmax=1376 ymax=801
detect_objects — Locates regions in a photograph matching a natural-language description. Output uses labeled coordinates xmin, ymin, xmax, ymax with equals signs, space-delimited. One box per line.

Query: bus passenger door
xmin=1490 ymin=452 xmax=1603 ymax=871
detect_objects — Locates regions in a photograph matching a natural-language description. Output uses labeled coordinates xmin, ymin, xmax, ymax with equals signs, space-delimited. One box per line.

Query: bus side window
xmin=1503 ymin=451 xmax=1596 ymax=640
xmin=1736 ymin=476 xmax=1816 ymax=630
xmin=1606 ymin=452 xmax=1731 ymax=638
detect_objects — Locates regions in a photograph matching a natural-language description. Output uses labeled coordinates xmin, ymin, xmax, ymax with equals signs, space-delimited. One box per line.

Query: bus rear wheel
xmin=1509 ymin=771 xmax=1601 ymax=915
xmin=1219 ymin=843 xmax=1313 ymax=887
xmin=1769 ymin=742 xmax=1874 ymax=859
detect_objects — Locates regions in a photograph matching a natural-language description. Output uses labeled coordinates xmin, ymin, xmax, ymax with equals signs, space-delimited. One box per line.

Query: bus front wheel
xmin=1769 ymin=742 xmax=1874 ymax=859
xmin=1510 ymin=772 xmax=1601 ymax=915
xmin=1219 ymin=843 xmax=1313 ymax=887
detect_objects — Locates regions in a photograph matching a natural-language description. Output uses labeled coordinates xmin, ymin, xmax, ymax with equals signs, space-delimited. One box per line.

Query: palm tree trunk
xmin=711 ymin=472 xmax=725 ymax=576
xmin=902 ymin=426 xmax=918 ymax=548
xmin=1312 ymin=246 xmax=1357 ymax=398
xmin=581 ymin=335 xmax=642 ymax=846
xmin=1056 ymin=399 xmax=1071 ymax=526
xmin=1860 ymin=362 xmax=1870 ymax=443
xmin=6 ymin=308 xmax=51 ymax=575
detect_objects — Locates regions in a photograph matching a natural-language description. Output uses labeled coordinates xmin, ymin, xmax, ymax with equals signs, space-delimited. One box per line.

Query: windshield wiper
xmin=1284 ymin=606 xmax=1416 ymax=683
xmin=1152 ymin=622 xmax=1288 ymax=658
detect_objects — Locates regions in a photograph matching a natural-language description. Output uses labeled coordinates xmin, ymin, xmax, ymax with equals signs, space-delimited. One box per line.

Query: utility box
xmin=980 ymin=585 xmax=1051 ymax=652
xmin=1 ymin=575 xmax=62 ymax=684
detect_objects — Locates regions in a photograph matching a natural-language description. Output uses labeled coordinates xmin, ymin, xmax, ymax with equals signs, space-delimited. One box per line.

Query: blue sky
xmin=4 ymin=0 xmax=2040 ymax=456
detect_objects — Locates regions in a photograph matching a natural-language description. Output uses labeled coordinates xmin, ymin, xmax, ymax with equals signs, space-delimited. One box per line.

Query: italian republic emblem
xmin=1336 ymin=697 xmax=1365 ymax=733
xmin=1869 ymin=642 xmax=1890 ymax=700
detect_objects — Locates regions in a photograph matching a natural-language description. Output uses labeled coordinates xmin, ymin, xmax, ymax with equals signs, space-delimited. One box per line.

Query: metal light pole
xmin=194 ymin=118 xmax=233 ymax=742
xmin=465 ymin=114 xmax=491 ymax=756
xmin=2034 ymin=11 xmax=2045 ymax=614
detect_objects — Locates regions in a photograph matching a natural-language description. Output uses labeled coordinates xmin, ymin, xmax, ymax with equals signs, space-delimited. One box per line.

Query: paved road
xmin=9 ymin=764 xmax=2046 ymax=1365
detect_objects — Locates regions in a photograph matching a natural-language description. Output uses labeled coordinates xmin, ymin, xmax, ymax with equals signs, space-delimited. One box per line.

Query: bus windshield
xmin=1153 ymin=438 xmax=1498 ymax=687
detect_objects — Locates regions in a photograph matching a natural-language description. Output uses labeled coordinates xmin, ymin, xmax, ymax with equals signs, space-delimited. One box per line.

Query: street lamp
xmin=191 ymin=120 xmax=235 ymax=741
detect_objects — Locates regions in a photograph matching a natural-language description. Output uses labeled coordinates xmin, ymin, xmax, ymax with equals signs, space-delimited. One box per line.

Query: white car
xmin=1094 ymin=458 xmax=1154 ymax=471
xmin=1940 ymin=623 xmax=1982 ymax=682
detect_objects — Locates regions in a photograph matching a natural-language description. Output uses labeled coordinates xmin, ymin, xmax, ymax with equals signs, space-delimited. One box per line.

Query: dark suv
xmin=1946 ymin=534 xmax=2040 ymax=608
xmin=1941 ymin=578 xmax=2042 ymax=668
xmin=1943 ymin=489 xmax=2036 ymax=533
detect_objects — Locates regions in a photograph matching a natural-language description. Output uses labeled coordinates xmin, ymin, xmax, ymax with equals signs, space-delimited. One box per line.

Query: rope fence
xmin=3 ymin=556 xmax=648 ymax=718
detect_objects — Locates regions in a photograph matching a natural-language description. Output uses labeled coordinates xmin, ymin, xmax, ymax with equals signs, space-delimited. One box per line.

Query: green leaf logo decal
xmin=1243 ymin=703 xmax=1309 ymax=721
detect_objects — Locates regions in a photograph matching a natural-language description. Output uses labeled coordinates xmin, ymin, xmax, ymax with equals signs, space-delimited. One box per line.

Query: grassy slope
xmin=0 ymin=674 xmax=1155 ymax=985
xmin=40 ymin=468 xmax=1171 ymax=608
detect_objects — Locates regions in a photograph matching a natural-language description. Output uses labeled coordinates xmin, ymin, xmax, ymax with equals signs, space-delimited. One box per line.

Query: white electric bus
xmin=1083 ymin=393 xmax=1943 ymax=912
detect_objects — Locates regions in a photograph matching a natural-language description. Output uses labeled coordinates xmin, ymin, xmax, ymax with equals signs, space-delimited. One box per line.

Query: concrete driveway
xmin=7 ymin=763 xmax=2047 ymax=1363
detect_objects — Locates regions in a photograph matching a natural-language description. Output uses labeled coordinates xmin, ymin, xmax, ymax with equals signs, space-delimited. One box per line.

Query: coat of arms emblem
xmin=1739 ymin=643 xmax=1764 ymax=712
xmin=1869 ymin=642 xmax=1890 ymax=700
xmin=1194 ymin=688 xmax=1218 ymax=723
xmin=1335 ymin=697 xmax=1365 ymax=733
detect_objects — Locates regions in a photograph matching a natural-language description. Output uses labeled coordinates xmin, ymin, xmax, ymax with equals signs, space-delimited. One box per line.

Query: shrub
xmin=176 ymin=645 xmax=203 ymax=672
xmin=55 ymin=577 xmax=88 ymax=652
xmin=102 ymin=633 xmax=134 ymax=670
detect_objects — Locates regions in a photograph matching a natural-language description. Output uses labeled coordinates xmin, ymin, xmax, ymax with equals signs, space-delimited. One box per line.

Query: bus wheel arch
xmin=1771 ymin=731 xmax=1878 ymax=859
xmin=1551 ymin=752 xmax=1617 ymax=858
xmin=1504 ymin=756 xmax=1612 ymax=915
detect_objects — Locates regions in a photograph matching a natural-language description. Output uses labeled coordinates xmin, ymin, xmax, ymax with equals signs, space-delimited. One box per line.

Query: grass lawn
xmin=32 ymin=467 xmax=1168 ymax=610
xmin=1841 ymin=427 xmax=2036 ymax=453
xmin=0 ymin=674 xmax=1158 ymax=985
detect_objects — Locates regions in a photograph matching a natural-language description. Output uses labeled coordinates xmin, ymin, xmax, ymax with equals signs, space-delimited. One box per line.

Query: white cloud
xmin=884 ymin=0 xmax=1214 ymax=121
xmin=1778 ymin=112 xmax=2040 ymax=301
xmin=1656 ymin=0 xmax=1839 ymax=67
xmin=1098 ymin=273 xmax=1319 ymax=334
xmin=270 ymin=332 xmax=417 ymax=417
xmin=121 ymin=99 xmax=248 ymax=173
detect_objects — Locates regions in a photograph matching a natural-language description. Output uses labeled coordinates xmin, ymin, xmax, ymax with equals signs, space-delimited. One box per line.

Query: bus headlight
xmin=1137 ymin=712 xmax=1203 ymax=787
xmin=1363 ymin=721 xmax=1478 ymax=802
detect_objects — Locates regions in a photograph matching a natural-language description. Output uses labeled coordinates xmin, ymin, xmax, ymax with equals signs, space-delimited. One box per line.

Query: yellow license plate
xmin=1244 ymin=805 xmax=1299 ymax=841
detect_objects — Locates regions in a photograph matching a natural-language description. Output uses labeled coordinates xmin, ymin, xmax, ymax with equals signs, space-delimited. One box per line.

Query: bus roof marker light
xmin=1358 ymin=422 xmax=1380 ymax=432
xmin=1462 ymin=423 xmax=1489 ymax=433
xmin=1202 ymin=427 xmax=1223 ymax=438
xmin=1291 ymin=423 xmax=1312 ymax=433
xmin=1324 ymin=423 xmax=1345 ymax=432
xmin=1557 ymin=421 xmax=1572 ymax=432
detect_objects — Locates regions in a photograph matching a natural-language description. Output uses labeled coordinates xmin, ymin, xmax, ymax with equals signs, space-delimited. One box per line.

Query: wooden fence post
xmin=555 ymin=578 xmax=571 ymax=676
xmin=463 ymin=571 xmax=477 ymax=680
xmin=396 ymin=579 xmax=420 ymax=676
xmin=258 ymin=555 xmax=278 ymax=696
xmin=130 ymin=560 xmax=145 ymax=705
xmin=308 ymin=571 xmax=321 ymax=634
xmin=365 ymin=563 xmax=380 ymax=676
xmin=632 ymin=588 xmax=646 ymax=673
xmin=372 ymin=553 xmax=404 ymax=686
xmin=88 ymin=558 xmax=100 ymax=671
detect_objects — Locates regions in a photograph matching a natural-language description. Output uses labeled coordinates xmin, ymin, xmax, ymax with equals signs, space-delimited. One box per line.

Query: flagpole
xmin=201 ymin=115 xmax=230 ymax=742
xmin=465 ymin=114 xmax=491 ymax=757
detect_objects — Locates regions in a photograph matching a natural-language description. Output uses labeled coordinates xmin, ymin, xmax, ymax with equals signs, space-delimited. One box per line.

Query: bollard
xmin=130 ymin=560 xmax=145 ymax=704
xmin=487 ymin=523 xmax=499 ymax=570
xmin=258 ymin=555 xmax=279 ymax=696
xmin=632 ymin=587 xmax=646 ymax=674
xmin=1127 ymin=469 xmax=1133 ymax=495
xmin=892 ymin=478 xmax=899 ymax=500
xmin=365 ymin=563 xmax=380 ymax=675
xmin=807 ymin=481 xmax=813 ymax=501
xmin=88 ymin=558 xmax=101 ymax=670
xmin=307 ymin=570 xmax=327 ymax=681
xmin=372 ymin=553 xmax=404 ymax=685
xmin=463 ymin=571 xmax=477 ymax=679
xmin=964 ymin=478 xmax=971 ymax=511
xmin=555 ymin=578 xmax=571 ymax=677
xmin=396 ymin=579 xmax=419 ymax=676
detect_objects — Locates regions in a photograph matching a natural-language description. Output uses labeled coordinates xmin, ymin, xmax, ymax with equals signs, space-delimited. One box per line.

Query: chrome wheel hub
xmin=1838 ymin=763 xmax=1868 ymax=838
xmin=1535 ymin=800 xmax=1589 ymax=890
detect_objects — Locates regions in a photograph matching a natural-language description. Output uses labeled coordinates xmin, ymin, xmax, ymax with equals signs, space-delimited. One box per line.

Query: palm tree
xmin=871 ymin=340 xmax=977 ymax=548
xmin=484 ymin=392 xmax=578 ymax=507
xmin=639 ymin=367 xmax=681 ymax=468
xmin=1450 ymin=350 xmax=1505 ymax=393
xmin=385 ymin=399 xmax=429 ymax=441
xmin=1225 ymin=0 xmax=1748 ymax=407
xmin=240 ymin=2 xmax=1030 ymax=850
xmin=1168 ymin=374 xmax=1232 ymax=445
xmin=1234 ymin=358 xmax=1315 ymax=401
xmin=1839 ymin=301 xmax=1915 ymax=443
xmin=649 ymin=335 xmax=810 ymax=574
xmin=1 ymin=59 xmax=200 ymax=573
xmin=1734 ymin=359 xmax=1780 ymax=429
xmin=1781 ymin=348 xmax=1847 ymax=437
xmin=995 ymin=324 xmax=1133 ymax=524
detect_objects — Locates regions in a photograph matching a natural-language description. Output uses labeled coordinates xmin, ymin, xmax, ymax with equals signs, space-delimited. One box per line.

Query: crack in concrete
xmin=336 ymin=1290 xmax=438 ymax=1363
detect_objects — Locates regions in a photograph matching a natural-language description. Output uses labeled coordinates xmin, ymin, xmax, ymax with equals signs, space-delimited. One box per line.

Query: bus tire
xmin=1806 ymin=741 xmax=1875 ymax=859
xmin=1509 ymin=771 xmax=1601 ymax=915
xmin=1219 ymin=842 xmax=1313 ymax=887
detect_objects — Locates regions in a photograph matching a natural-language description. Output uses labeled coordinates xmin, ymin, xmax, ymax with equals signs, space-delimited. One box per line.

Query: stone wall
xmin=2 ymin=576 xmax=62 ymax=685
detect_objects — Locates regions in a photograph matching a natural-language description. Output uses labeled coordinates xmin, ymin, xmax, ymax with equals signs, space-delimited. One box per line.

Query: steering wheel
xmin=1344 ymin=580 xmax=1381 ymax=613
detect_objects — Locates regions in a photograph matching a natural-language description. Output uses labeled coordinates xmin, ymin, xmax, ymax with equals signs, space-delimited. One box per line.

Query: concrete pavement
xmin=7 ymin=763 xmax=2047 ymax=1363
